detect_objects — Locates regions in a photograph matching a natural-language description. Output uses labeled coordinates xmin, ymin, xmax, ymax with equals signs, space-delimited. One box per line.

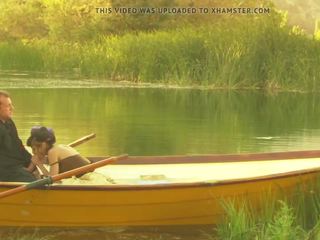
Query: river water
xmin=9 ymin=87 xmax=320 ymax=157
xmin=1 ymin=74 xmax=320 ymax=239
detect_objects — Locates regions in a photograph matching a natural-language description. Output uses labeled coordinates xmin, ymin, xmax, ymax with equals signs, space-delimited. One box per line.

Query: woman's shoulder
xmin=48 ymin=144 xmax=79 ymax=155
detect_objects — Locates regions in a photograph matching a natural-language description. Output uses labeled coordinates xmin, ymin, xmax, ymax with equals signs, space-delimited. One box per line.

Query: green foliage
xmin=214 ymin=200 xmax=307 ymax=240
xmin=272 ymin=0 xmax=320 ymax=34
xmin=215 ymin=200 xmax=306 ymax=239
xmin=262 ymin=201 xmax=305 ymax=240
xmin=315 ymin=19 xmax=320 ymax=40
xmin=0 ymin=41 xmax=43 ymax=70
xmin=42 ymin=0 xmax=106 ymax=41
xmin=215 ymin=201 xmax=257 ymax=240
xmin=0 ymin=0 xmax=48 ymax=40
xmin=0 ymin=0 xmax=319 ymax=91
xmin=213 ymin=181 xmax=320 ymax=240
xmin=0 ymin=0 xmax=270 ymax=41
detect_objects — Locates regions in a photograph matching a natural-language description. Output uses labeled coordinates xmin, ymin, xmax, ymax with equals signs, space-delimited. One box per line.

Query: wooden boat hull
xmin=0 ymin=151 xmax=320 ymax=227
xmin=0 ymin=164 xmax=319 ymax=227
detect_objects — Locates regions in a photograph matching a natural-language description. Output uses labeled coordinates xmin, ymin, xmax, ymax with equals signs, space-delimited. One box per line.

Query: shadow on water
xmin=0 ymin=226 xmax=215 ymax=240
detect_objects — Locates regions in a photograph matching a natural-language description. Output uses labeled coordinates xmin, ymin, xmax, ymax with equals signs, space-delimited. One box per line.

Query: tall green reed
xmin=213 ymin=199 xmax=306 ymax=240
xmin=0 ymin=13 xmax=319 ymax=91
xmin=0 ymin=41 xmax=43 ymax=71
xmin=212 ymin=179 xmax=320 ymax=240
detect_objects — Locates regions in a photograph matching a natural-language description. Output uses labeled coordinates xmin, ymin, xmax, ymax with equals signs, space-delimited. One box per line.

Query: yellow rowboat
xmin=1 ymin=150 xmax=320 ymax=227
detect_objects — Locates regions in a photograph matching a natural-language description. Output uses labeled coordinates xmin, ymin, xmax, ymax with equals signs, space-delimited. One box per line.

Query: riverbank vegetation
xmin=212 ymin=183 xmax=320 ymax=240
xmin=0 ymin=0 xmax=319 ymax=91
xmin=0 ymin=230 xmax=53 ymax=240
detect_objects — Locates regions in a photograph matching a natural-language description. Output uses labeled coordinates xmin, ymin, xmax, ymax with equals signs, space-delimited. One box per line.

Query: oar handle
xmin=68 ymin=133 xmax=96 ymax=148
xmin=0 ymin=178 xmax=53 ymax=199
xmin=0 ymin=154 xmax=128 ymax=199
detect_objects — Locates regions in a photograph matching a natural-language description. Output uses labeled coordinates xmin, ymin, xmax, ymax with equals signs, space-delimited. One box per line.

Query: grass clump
xmin=213 ymin=200 xmax=306 ymax=240
xmin=0 ymin=229 xmax=53 ymax=240
xmin=212 ymin=181 xmax=320 ymax=240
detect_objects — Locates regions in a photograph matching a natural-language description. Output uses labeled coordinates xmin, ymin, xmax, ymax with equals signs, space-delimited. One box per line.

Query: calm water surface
xmin=2 ymin=76 xmax=320 ymax=239
xmin=8 ymin=88 xmax=320 ymax=157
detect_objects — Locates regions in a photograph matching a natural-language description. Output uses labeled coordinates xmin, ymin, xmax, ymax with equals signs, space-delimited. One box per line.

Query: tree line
xmin=0 ymin=0 xmax=272 ymax=41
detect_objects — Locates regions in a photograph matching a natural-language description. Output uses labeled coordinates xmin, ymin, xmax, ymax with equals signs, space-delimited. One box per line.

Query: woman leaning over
xmin=26 ymin=127 xmax=91 ymax=177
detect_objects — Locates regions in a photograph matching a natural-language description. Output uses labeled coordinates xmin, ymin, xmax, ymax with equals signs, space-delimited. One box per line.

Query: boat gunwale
xmin=98 ymin=149 xmax=320 ymax=164
xmin=1 ymin=163 xmax=320 ymax=191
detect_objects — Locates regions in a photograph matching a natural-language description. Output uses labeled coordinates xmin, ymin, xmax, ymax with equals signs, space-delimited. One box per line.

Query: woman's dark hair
xmin=26 ymin=126 xmax=56 ymax=147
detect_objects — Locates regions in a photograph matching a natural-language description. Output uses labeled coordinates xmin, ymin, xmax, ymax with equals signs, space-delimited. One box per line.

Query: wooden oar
xmin=68 ymin=133 xmax=96 ymax=148
xmin=0 ymin=154 xmax=128 ymax=199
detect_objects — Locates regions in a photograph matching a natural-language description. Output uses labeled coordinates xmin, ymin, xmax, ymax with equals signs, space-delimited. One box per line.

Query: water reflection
xmin=4 ymin=88 xmax=320 ymax=157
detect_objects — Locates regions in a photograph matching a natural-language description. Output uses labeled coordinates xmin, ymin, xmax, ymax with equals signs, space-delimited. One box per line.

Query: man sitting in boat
xmin=0 ymin=90 xmax=36 ymax=182
xmin=26 ymin=126 xmax=91 ymax=177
